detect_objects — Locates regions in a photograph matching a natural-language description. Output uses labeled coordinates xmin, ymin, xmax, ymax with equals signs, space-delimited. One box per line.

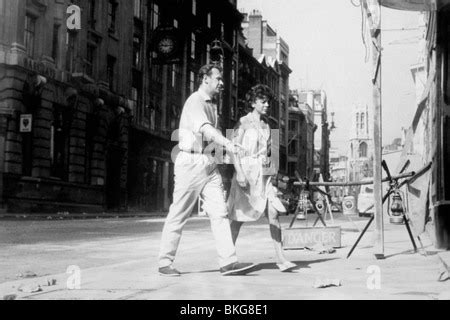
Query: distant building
xmin=348 ymin=104 xmax=373 ymax=183
xmin=298 ymin=90 xmax=330 ymax=181
xmin=288 ymin=90 xmax=315 ymax=180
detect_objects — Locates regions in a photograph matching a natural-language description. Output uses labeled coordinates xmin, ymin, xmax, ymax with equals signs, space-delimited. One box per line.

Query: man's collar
xmin=197 ymin=88 xmax=212 ymax=102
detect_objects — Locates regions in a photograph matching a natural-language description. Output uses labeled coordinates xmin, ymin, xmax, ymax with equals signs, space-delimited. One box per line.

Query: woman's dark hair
xmin=197 ymin=64 xmax=223 ymax=86
xmin=245 ymin=84 xmax=273 ymax=106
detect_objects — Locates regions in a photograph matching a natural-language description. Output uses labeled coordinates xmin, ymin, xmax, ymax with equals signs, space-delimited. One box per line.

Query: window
xmin=132 ymin=71 xmax=142 ymax=123
xmin=66 ymin=31 xmax=76 ymax=72
xmin=173 ymin=19 xmax=178 ymax=28
xmin=355 ymin=113 xmax=359 ymax=131
xmin=191 ymin=33 xmax=196 ymax=59
xmin=231 ymin=60 xmax=236 ymax=85
xmin=207 ymin=12 xmax=211 ymax=28
xmin=190 ymin=71 xmax=195 ymax=94
xmin=171 ymin=65 xmax=176 ymax=88
xmin=171 ymin=64 xmax=181 ymax=89
xmin=133 ymin=35 xmax=142 ymax=69
xmin=359 ymin=142 xmax=368 ymax=158
xmin=206 ymin=44 xmax=210 ymax=63
xmin=231 ymin=97 xmax=236 ymax=119
xmin=107 ymin=55 xmax=116 ymax=91
xmin=51 ymin=105 xmax=70 ymax=180
xmin=134 ymin=0 xmax=142 ymax=19
xmin=150 ymin=3 xmax=159 ymax=30
xmin=221 ymin=23 xmax=225 ymax=37
xmin=288 ymin=162 xmax=296 ymax=178
xmin=192 ymin=0 xmax=196 ymax=15
xmin=86 ymin=44 xmax=96 ymax=77
xmin=24 ymin=15 xmax=36 ymax=57
xmin=88 ymin=0 xmax=96 ymax=29
xmin=52 ymin=24 xmax=60 ymax=64
xmin=151 ymin=64 xmax=162 ymax=83
xmin=289 ymin=120 xmax=297 ymax=132
xmin=361 ymin=113 xmax=365 ymax=130
xmin=108 ymin=0 xmax=118 ymax=33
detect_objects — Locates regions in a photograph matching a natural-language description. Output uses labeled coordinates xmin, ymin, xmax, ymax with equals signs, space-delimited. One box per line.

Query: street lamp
xmin=209 ymin=39 xmax=224 ymax=66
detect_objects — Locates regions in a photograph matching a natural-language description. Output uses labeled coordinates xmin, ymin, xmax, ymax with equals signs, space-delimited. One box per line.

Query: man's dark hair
xmin=245 ymin=84 xmax=273 ymax=105
xmin=197 ymin=64 xmax=223 ymax=86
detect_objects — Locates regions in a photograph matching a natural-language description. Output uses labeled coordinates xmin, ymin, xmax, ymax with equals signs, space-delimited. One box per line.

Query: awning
xmin=381 ymin=0 xmax=435 ymax=11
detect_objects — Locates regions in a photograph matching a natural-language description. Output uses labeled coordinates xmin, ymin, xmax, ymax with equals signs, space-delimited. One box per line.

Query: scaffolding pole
xmin=362 ymin=0 xmax=384 ymax=259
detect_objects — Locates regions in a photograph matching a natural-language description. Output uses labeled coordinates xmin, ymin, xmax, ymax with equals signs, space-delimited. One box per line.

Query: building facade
xmin=0 ymin=0 xmax=135 ymax=213
xmin=0 ymin=0 xmax=244 ymax=213
xmin=347 ymin=104 xmax=373 ymax=184
xmin=126 ymin=0 xmax=243 ymax=212
xmin=297 ymin=90 xmax=329 ymax=181
xmin=240 ymin=9 xmax=291 ymax=177
xmin=288 ymin=90 xmax=315 ymax=180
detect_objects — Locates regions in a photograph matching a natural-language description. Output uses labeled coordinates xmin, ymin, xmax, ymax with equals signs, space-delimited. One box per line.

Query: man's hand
xmin=226 ymin=142 xmax=245 ymax=156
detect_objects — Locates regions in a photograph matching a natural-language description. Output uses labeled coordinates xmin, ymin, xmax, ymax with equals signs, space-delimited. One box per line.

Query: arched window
xmin=359 ymin=142 xmax=368 ymax=158
xmin=361 ymin=113 xmax=365 ymax=130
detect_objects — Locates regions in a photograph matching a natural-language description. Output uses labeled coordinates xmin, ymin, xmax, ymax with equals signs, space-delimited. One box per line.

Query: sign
xmin=22 ymin=57 xmax=56 ymax=80
xmin=342 ymin=196 xmax=357 ymax=215
xmin=282 ymin=227 xmax=341 ymax=249
xmin=67 ymin=5 xmax=81 ymax=30
xmin=20 ymin=114 xmax=33 ymax=132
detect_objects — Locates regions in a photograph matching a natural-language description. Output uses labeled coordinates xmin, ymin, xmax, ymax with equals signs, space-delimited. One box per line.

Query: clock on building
xmin=157 ymin=37 xmax=176 ymax=55
xmin=152 ymin=26 xmax=181 ymax=64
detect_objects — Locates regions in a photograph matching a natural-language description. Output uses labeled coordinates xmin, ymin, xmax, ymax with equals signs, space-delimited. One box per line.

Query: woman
xmin=227 ymin=84 xmax=297 ymax=272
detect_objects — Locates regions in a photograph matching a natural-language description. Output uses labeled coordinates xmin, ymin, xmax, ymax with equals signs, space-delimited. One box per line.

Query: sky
xmin=238 ymin=0 xmax=423 ymax=155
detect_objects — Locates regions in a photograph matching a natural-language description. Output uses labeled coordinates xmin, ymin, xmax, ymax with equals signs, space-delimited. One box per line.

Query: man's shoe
xmin=220 ymin=262 xmax=255 ymax=276
xmin=159 ymin=266 xmax=181 ymax=277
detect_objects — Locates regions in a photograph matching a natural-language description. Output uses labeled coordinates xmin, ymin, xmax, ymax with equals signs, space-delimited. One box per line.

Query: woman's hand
xmin=236 ymin=172 xmax=248 ymax=189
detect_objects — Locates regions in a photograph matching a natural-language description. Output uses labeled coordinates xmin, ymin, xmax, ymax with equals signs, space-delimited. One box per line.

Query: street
xmin=1 ymin=213 xmax=449 ymax=300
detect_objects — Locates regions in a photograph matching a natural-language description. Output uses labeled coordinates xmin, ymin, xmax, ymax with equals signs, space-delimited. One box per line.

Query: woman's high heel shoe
xmin=277 ymin=261 xmax=297 ymax=272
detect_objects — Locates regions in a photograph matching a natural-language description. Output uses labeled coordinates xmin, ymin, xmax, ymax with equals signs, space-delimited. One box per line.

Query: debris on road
xmin=313 ymin=278 xmax=342 ymax=289
xmin=305 ymin=244 xmax=336 ymax=254
xmin=18 ymin=284 xmax=42 ymax=293
xmin=16 ymin=271 xmax=37 ymax=279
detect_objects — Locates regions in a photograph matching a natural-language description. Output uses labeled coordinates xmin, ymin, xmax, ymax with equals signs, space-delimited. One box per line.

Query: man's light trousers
xmin=158 ymin=152 xmax=238 ymax=268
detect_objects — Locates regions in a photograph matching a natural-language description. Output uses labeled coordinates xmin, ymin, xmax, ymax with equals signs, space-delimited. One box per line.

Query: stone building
xmin=126 ymin=0 xmax=243 ymax=212
xmin=288 ymin=90 xmax=315 ymax=180
xmin=0 ymin=0 xmax=134 ymax=212
xmin=0 ymin=0 xmax=243 ymax=213
xmin=348 ymin=104 xmax=373 ymax=183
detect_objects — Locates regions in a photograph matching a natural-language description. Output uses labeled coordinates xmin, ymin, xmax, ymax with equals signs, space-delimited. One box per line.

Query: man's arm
xmin=200 ymin=123 xmax=242 ymax=154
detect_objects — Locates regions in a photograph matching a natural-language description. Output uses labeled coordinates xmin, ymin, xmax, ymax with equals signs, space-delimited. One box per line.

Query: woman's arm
xmin=230 ymin=125 xmax=247 ymax=188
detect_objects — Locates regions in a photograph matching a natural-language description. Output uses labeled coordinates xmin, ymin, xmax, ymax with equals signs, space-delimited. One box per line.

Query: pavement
xmin=1 ymin=212 xmax=450 ymax=300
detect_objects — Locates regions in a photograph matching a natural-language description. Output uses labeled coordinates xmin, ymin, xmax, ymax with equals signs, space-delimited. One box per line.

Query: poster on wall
xmin=20 ymin=114 xmax=32 ymax=133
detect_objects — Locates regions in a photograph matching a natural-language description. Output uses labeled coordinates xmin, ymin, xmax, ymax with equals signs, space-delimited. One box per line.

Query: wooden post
xmin=363 ymin=0 xmax=384 ymax=259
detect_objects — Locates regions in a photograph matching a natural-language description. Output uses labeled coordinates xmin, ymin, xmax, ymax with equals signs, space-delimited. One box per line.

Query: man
xmin=158 ymin=64 xmax=255 ymax=277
